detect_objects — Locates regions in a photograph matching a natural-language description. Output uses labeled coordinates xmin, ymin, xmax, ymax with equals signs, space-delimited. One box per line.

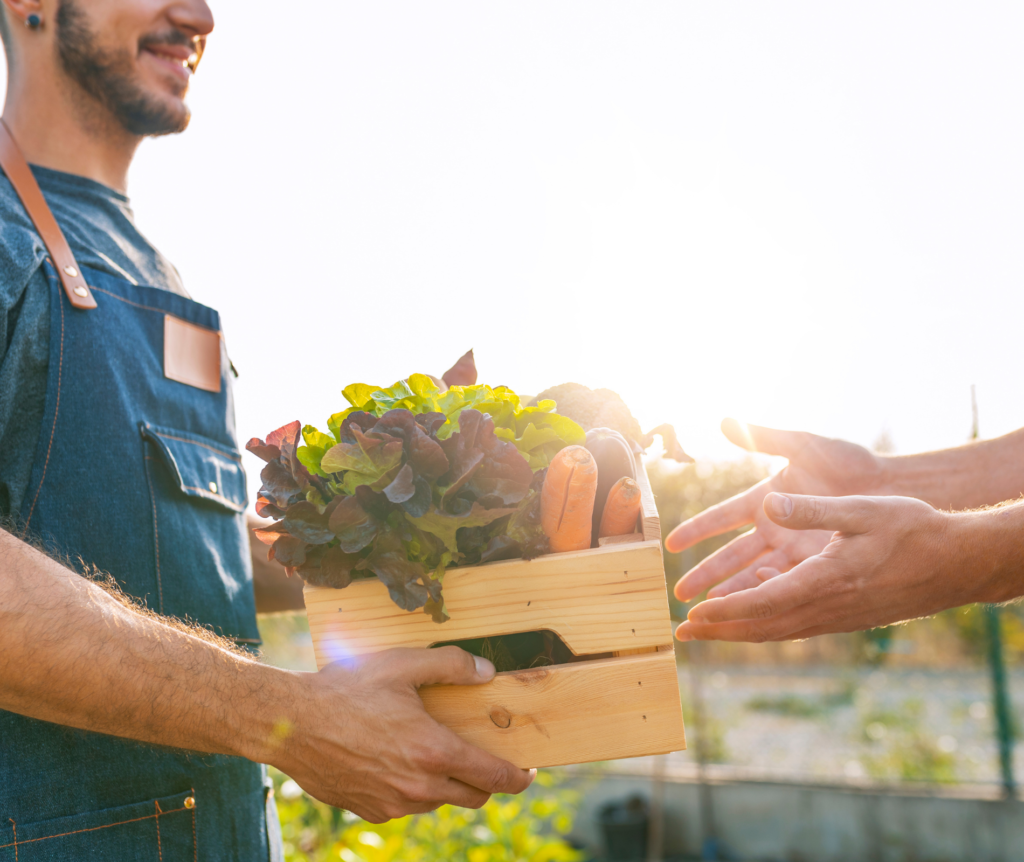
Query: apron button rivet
xmin=208 ymin=481 xmax=218 ymax=494
xmin=184 ymin=796 xmax=196 ymax=809
xmin=64 ymin=265 xmax=79 ymax=277
xmin=73 ymin=286 xmax=89 ymax=298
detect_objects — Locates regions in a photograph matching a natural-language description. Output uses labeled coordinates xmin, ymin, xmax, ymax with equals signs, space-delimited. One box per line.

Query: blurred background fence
xmin=258 ymin=452 xmax=1022 ymax=861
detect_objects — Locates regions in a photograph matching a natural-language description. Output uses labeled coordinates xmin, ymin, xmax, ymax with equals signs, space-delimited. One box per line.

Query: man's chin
xmin=119 ymin=98 xmax=191 ymax=136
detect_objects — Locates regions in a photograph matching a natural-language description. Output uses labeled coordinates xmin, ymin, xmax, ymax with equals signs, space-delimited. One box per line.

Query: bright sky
xmin=7 ymin=3 xmax=1024 ymax=490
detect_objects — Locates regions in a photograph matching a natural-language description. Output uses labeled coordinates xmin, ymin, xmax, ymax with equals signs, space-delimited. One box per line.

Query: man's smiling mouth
xmin=140 ymin=43 xmax=194 ymax=82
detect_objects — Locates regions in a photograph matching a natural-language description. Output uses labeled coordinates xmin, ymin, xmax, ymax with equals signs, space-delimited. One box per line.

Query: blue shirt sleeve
xmin=0 ymin=187 xmax=50 ymax=519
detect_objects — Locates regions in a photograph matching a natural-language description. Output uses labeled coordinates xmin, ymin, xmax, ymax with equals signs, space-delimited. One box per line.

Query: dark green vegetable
xmin=247 ymin=375 xmax=583 ymax=621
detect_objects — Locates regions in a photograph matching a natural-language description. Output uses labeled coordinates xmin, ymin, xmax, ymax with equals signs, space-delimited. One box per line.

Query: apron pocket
xmin=140 ymin=423 xmax=260 ymax=643
xmin=0 ymin=790 xmax=197 ymax=861
xmin=141 ymin=423 xmax=247 ymax=512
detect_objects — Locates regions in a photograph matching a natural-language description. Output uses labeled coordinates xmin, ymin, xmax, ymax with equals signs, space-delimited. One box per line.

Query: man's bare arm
xmin=668 ymin=420 xmax=1024 ymax=601
xmin=882 ymin=426 xmax=1024 ymax=510
xmin=0 ymin=528 xmax=533 ymax=822
xmin=677 ymin=493 xmax=1024 ymax=643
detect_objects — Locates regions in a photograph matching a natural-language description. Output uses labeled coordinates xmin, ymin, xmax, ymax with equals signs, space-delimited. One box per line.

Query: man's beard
xmin=55 ymin=0 xmax=192 ymax=137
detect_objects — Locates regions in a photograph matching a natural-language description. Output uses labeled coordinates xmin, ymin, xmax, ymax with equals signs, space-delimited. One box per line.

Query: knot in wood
xmin=489 ymin=706 xmax=512 ymax=728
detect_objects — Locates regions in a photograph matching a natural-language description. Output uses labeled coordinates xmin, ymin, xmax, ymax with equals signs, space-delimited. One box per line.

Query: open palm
xmin=667 ymin=419 xmax=884 ymax=601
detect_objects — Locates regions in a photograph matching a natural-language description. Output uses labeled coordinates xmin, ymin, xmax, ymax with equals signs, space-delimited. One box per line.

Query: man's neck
xmin=2 ymin=71 xmax=140 ymax=194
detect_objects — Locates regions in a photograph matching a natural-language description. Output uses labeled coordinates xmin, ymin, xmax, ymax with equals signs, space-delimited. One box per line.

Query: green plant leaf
xmin=342 ymin=382 xmax=378 ymax=409
xmin=409 ymin=503 xmax=517 ymax=555
xmin=252 ymin=379 xmax=585 ymax=621
xmin=321 ymin=427 xmax=404 ymax=494
xmin=296 ymin=424 xmax=337 ymax=477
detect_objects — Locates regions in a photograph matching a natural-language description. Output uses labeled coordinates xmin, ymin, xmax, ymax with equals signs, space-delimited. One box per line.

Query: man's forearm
xmin=0 ymin=528 xmax=295 ymax=764
xmin=880 ymin=427 xmax=1024 ymax=510
xmin=0 ymin=526 xmax=538 ymax=819
xmin=949 ymin=499 xmax=1024 ymax=605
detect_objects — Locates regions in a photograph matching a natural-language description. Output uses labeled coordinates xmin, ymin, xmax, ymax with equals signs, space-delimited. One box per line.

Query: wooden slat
xmin=420 ymin=650 xmax=686 ymax=768
xmin=597 ymin=532 xmax=644 ymax=547
xmin=633 ymin=454 xmax=661 ymax=543
xmin=303 ymin=456 xmax=686 ymax=768
xmin=305 ymin=540 xmax=672 ymax=664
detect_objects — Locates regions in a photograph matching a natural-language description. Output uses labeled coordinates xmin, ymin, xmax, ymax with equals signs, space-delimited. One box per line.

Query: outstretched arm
xmin=0 ymin=527 xmax=533 ymax=822
xmin=883 ymin=426 xmax=1024 ymax=510
xmin=667 ymin=419 xmax=885 ymax=601
xmin=676 ymin=492 xmax=1024 ymax=643
xmin=667 ymin=420 xmax=1024 ymax=603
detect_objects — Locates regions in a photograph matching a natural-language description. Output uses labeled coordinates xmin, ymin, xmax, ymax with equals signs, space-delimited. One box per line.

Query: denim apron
xmin=0 ymin=261 xmax=283 ymax=861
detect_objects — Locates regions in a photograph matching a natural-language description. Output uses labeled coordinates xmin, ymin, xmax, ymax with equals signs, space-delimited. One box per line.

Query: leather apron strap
xmin=0 ymin=119 xmax=97 ymax=310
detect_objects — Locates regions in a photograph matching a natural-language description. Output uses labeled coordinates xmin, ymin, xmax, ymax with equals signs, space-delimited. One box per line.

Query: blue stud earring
xmin=26 ymin=13 xmax=42 ymax=29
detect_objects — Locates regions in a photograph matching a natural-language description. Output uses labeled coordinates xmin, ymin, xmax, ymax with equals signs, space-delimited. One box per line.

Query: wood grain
xmin=597 ymin=532 xmax=644 ymax=547
xmin=633 ymin=452 xmax=661 ymax=543
xmin=420 ymin=650 xmax=686 ymax=768
xmin=303 ymin=458 xmax=686 ymax=765
xmin=305 ymin=540 xmax=672 ymax=664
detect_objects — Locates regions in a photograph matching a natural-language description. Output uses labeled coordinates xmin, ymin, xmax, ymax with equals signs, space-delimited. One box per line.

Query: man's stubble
xmin=55 ymin=0 xmax=191 ymax=138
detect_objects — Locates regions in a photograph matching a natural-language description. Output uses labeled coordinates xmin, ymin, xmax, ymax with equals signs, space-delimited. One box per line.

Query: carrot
xmin=598 ymin=476 xmax=641 ymax=538
xmin=541 ymin=445 xmax=598 ymax=552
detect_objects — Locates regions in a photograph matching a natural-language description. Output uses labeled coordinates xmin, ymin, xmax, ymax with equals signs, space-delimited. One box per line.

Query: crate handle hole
xmin=431 ymin=629 xmax=612 ymax=673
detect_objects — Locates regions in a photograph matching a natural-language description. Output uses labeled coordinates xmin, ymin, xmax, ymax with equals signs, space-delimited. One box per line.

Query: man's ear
xmin=0 ymin=0 xmax=47 ymax=64
xmin=3 ymin=0 xmax=45 ymax=23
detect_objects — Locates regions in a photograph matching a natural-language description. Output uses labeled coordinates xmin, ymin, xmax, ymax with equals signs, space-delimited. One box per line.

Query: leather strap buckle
xmin=0 ymin=120 xmax=97 ymax=310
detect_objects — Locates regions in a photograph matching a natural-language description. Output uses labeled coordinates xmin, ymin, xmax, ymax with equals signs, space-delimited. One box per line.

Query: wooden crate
xmin=303 ymin=453 xmax=686 ymax=768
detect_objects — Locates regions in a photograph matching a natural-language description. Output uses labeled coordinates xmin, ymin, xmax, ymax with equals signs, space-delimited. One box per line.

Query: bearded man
xmin=0 ymin=2 xmax=531 ymax=858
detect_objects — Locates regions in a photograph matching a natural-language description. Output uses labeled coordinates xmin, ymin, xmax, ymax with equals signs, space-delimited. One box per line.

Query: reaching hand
xmin=675 ymin=492 xmax=970 ymax=642
xmin=275 ymin=647 xmax=534 ymax=822
xmin=665 ymin=419 xmax=886 ymax=602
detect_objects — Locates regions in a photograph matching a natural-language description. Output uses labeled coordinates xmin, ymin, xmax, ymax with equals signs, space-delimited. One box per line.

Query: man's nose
xmin=167 ymin=0 xmax=215 ymax=37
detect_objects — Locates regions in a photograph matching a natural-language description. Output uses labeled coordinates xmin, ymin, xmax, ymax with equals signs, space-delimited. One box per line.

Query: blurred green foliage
xmin=863 ymin=736 xmax=958 ymax=783
xmin=679 ymin=681 xmax=729 ymax=763
xmin=270 ymin=767 xmax=584 ymax=862
xmin=857 ymin=701 xmax=958 ymax=783
xmin=746 ymin=680 xmax=855 ymax=718
xmin=746 ymin=693 xmax=824 ymax=718
xmin=647 ymin=457 xmax=768 ymax=621
xmin=939 ymin=603 xmax=1024 ymax=664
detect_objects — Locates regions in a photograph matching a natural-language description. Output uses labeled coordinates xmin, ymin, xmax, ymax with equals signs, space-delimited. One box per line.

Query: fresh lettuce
xmin=247 ymin=379 xmax=584 ymax=621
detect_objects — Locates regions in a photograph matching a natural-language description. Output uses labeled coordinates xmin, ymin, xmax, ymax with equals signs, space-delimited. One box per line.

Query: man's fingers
xmin=756 ymin=566 xmax=782 ymax=582
xmin=447 ymin=740 xmax=536 ymax=795
xmin=676 ymin=599 xmax=827 ymax=643
xmin=685 ymin=556 xmax=834 ymax=626
xmin=674 ymin=530 xmax=767 ymax=601
xmin=763 ymin=493 xmax=874 ymax=534
xmin=385 ymin=646 xmax=496 ymax=688
xmin=721 ymin=418 xmax=810 ymax=459
xmin=437 ymin=778 xmax=492 ymax=810
xmin=703 ymin=568 xmax=764 ymax=600
xmin=664 ymin=487 xmax=760 ymax=554
xmin=706 ymin=550 xmax=790 ymax=599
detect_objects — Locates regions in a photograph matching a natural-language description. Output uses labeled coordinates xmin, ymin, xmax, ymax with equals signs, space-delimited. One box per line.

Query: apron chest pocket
xmin=0 ymin=790 xmax=197 ymax=861
xmin=139 ymin=423 xmax=258 ymax=640
xmin=141 ymin=423 xmax=246 ymax=512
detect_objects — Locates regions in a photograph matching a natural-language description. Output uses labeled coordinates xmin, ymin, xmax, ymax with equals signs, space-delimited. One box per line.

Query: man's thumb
xmin=394 ymin=646 xmax=496 ymax=688
xmin=721 ymin=418 xmax=808 ymax=458
xmin=763 ymin=493 xmax=870 ymax=533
